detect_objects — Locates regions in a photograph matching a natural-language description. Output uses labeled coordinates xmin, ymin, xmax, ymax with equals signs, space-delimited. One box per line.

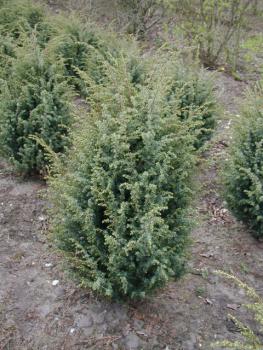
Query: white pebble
xmin=52 ymin=280 xmax=59 ymax=286
xmin=45 ymin=263 xmax=53 ymax=268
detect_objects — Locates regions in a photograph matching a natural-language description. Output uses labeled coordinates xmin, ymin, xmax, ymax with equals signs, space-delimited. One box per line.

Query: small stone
xmin=45 ymin=263 xmax=53 ymax=268
xmin=136 ymin=330 xmax=147 ymax=337
xmin=76 ymin=314 xmax=93 ymax=328
xmin=124 ymin=333 xmax=141 ymax=349
xmin=52 ymin=280 xmax=59 ymax=286
xmin=205 ymin=298 xmax=213 ymax=305
xmin=94 ymin=312 xmax=106 ymax=325
xmin=227 ymin=304 xmax=240 ymax=311
xmin=70 ymin=328 xmax=76 ymax=334
xmin=200 ymin=252 xmax=213 ymax=258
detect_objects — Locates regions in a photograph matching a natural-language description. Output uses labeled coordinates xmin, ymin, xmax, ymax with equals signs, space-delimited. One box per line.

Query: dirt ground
xmin=0 ymin=71 xmax=263 ymax=350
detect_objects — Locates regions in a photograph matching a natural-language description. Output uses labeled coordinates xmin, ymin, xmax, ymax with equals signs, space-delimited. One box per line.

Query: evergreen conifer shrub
xmin=0 ymin=46 xmax=73 ymax=175
xmin=48 ymin=18 xmax=146 ymax=96
xmin=48 ymin=18 xmax=113 ymax=95
xmin=48 ymin=17 xmax=147 ymax=97
xmin=0 ymin=34 xmax=16 ymax=80
xmin=224 ymin=83 xmax=263 ymax=238
xmin=167 ymin=66 xmax=217 ymax=148
xmin=0 ymin=0 xmax=54 ymax=47
xmin=49 ymin=58 xmax=195 ymax=299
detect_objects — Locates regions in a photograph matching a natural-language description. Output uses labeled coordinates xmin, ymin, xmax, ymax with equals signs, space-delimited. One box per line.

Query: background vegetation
xmin=0 ymin=0 xmax=262 ymax=315
xmin=0 ymin=0 xmax=220 ymax=298
xmin=224 ymin=83 xmax=263 ymax=238
xmin=0 ymin=44 xmax=72 ymax=174
xmin=49 ymin=56 xmax=197 ymax=299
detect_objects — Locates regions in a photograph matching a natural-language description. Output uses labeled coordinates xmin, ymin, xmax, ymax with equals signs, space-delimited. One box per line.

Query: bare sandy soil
xmin=0 ymin=72 xmax=263 ymax=350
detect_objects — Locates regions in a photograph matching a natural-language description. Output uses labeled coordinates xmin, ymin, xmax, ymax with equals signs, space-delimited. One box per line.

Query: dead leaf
xmin=226 ymin=304 xmax=240 ymax=311
xmin=200 ymin=253 xmax=214 ymax=258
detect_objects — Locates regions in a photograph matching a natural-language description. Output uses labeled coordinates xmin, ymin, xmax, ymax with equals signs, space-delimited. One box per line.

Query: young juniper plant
xmin=0 ymin=45 xmax=73 ymax=175
xmin=167 ymin=65 xmax=217 ymax=149
xmin=49 ymin=57 xmax=196 ymax=299
xmin=47 ymin=18 xmax=114 ymax=96
xmin=224 ymin=83 xmax=263 ymax=238
xmin=0 ymin=0 xmax=54 ymax=47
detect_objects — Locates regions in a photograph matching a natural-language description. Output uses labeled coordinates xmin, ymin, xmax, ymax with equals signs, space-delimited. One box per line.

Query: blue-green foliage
xmin=49 ymin=59 xmax=195 ymax=299
xmin=0 ymin=34 xmax=16 ymax=80
xmin=0 ymin=46 xmax=72 ymax=174
xmin=49 ymin=19 xmax=108 ymax=95
xmin=0 ymin=0 xmax=55 ymax=47
xmin=224 ymin=83 xmax=263 ymax=238
xmin=49 ymin=18 xmax=146 ymax=96
xmin=167 ymin=66 xmax=217 ymax=148
xmin=0 ymin=0 xmax=146 ymax=176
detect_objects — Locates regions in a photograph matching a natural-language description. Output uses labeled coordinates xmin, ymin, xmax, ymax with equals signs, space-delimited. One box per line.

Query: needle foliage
xmin=49 ymin=57 xmax=196 ymax=299
xmin=0 ymin=45 xmax=73 ymax=175
xmin=224 ymin=83 xmax=263 ymax=238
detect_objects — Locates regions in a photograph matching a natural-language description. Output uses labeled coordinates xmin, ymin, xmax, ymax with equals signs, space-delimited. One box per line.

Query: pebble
xmin=70 ymin=328 xmax=76 ymax=334
xmin=38 ymin=215 xmax=47 ymax=222
xmin=52 ymin=280 xmax=59 ymax=286
xmin=45 ymin=263 xmax=53 ymax=268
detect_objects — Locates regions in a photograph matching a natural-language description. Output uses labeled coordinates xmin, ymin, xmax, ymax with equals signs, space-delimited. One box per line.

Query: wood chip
xmin=205 ymin=298 xmax=213 ymax=305
xmin=200 ymin=253 xmax=214 ymax=258
xmin=226 ymin=304 xmax=240 ymax=311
